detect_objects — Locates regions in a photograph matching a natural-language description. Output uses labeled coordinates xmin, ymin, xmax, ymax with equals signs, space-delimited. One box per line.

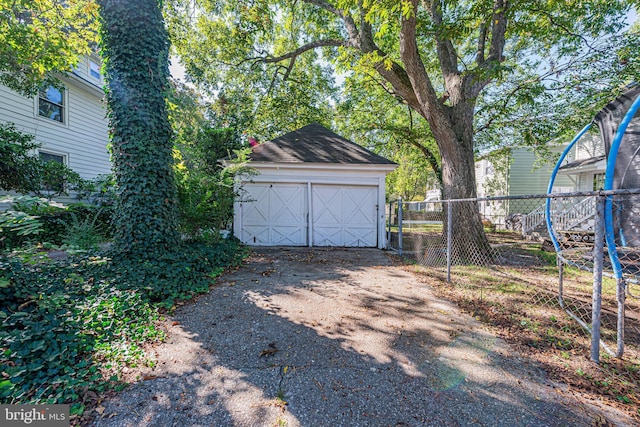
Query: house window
xmin=38 ymin=86 xmax=65 ymax=123
xmin=593 ymin=173 xmax=605 ymax=191
xmin=39 ymin=151 xmax=65 ymax=164
xmin=485 ymin=161 xmax=494 ymax=175
xmin=39 ymin=151 xmax=66 ymax=192
xmin=89 ymin=60 xmax=101 ymax=80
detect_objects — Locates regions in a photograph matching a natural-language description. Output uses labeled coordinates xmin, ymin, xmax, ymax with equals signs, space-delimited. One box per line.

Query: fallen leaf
xmin=259 ymin=342 xmax=279 ymax=357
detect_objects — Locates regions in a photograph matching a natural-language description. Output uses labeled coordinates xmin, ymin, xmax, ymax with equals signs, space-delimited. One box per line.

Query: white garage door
xmin=238 ymin=183 xmax=307 ymax=246
xmin=312 ymin=185 xmax=378 ymax=247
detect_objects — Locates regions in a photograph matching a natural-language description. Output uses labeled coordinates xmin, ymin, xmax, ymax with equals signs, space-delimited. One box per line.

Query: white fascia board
xmin=64 ymin=72 xmax=104 ymax=97
xmin=247 ymin=161 xmax=398 ymax=173
xmin=557 ymin=159 xmax=606 ymax=175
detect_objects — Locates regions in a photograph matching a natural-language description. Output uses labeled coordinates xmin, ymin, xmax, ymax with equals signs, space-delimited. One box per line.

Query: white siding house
xmin=476 ymin=147 xmax=574 ymax=200
xmin=0 ymin=55 xmax=111 ymax=183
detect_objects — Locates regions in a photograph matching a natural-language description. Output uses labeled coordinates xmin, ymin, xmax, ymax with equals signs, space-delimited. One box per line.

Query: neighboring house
xmin=476 ymin=146 xmax=575 ymax=199
xmin=232 ymin=123 xmax=397 ymax=248
xmin=0 ymin=54 xmax=111 ymax=196
xmin=555 ymin=133 xmax=606 ymax=192
xmin=473 ymin=146 xmax=574 ymax=228
xmin=473 ymin=131 xmax=609 ymax=233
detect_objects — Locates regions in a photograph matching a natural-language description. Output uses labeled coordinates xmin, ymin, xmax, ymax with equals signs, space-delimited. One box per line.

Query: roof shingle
xmin=248 ymin=123 xmax=396 ymax=165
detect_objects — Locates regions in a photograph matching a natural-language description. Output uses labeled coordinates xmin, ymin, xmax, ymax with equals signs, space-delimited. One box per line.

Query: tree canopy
xmin=0 ymin=0 xmax=98 ymax=96
xmin=167 ymin=0 xmax=636 ymax=259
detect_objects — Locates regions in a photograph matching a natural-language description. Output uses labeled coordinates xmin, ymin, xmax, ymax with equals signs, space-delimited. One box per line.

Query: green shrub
xmin=0 ymin=238 xmax=247 ymax=409
xmin=1 ymin=196 xmax=114 ymax=251
xmin=176 ymin=148 xmax=254 ymax=241
xmin=104 ymin=238 xmax=247 ymax=306
xmin=61 ymin=212 xmax=104 ymax=251
xmin=0 ymin=196 xmax=64 ymax=250
xmin=0 ymin=123 xmax=88 ymax=198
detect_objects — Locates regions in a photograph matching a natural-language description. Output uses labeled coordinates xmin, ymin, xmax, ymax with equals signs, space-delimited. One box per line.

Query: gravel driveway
xmin=89 ymin=247 xmax=628 ymax=427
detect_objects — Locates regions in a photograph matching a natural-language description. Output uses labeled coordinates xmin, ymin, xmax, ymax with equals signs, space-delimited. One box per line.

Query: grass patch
xmin=401 ymin=235 xmax=640 ymax=422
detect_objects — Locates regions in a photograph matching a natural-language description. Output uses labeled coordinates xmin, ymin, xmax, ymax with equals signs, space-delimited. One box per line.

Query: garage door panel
xmin=343 ymin=227 xmax=377 ymax=247
xmin=312 ymin=185 xmax=377 ymax=247
xmin=239 ymin=183 xmax=307 ymax=246
xmin=270 ymin=226 xmax=307 ymax=245
xmin=241 ymin=225 xmax=271 ymax=246
xmin=239 ymin=183 xmax=379 ymax=247
xmin=242 ymin=186 xmax=270 ymax=223
xmin=312 ymin=227 xmax=341 ymax=246
xmin=342 ymin=190 xmax=377 ymax=225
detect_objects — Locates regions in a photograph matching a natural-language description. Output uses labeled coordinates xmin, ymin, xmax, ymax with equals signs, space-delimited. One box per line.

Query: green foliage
xmin=0 ymin=123 xmax=86 ymax=197
xmin=61 ymin=212 xmax=104 ymax=251
xmin=386 ymin=149 xmax=435 ymax=201
xmin=0 ymin=209 xmax=44 ymax=244
xmin=167 ymin=0 xmax=636 ymax=169
xmin=335 ymin=75 xmax=441 ymax=200
xmin=191 ymin=127 xmax=241 ymax=172
xmin=104 ymin=239 xmax=247 ymax=306
xmin=75 ymin=174 xmax=117 ymax=209
xmin=0 ymin=256 xmax=160 ymax=406
xmin=166 ymin=0 xmax=337 ymax=141
xmin=0 ymin=239 xmax=247 ymax=407
xmin=176 ymin=148 xmax=255 ymax=239
xmin=0 ymin=196 xmax=62 ymax=250
xmin=99 ymin=0 xmax=180 ymax=256
xmin=168 ymin=83 xmax=256 ymax=241
xmin=480 ymin=148 xmax=512 ymax=197
xmin=0 ymin=196 xmax=112 ymax=251
xmin=0 ymin=0 xmax=99 ymax=96
xmin=0 ymin=123 xmax=41 ymax=193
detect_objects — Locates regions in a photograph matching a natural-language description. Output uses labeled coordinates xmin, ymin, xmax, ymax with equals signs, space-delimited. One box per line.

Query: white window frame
xmin=35 ymin=85 xmax=68 ymax=127
xmin=38 ymin=149 xmax=68 ymax=165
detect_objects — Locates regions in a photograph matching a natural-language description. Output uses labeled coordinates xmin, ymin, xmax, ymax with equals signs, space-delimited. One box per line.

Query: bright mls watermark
xmin=1 ymin=404 xmax=69 ymax=426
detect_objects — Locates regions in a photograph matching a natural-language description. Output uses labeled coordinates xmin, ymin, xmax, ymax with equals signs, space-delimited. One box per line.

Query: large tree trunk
xmin=436 ymin=118 xmax=493 ymax=264
xmin=391 ymin=0 xmax=494 ymax=263
xmin=99 ymin=0 xmax=180 ymax=256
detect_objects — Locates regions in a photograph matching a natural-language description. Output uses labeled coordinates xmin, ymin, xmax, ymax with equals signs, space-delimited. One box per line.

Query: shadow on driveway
xmin=90 ymin=247 xmax=615 ymax=427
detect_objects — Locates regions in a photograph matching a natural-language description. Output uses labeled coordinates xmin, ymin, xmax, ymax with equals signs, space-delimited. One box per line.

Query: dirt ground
xmin=88 ymin=247 xmax=637 ymax=427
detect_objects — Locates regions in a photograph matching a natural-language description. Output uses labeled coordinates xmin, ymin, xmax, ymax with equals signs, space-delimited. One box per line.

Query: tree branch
xmin=399 ymin=0 xmax=441 ymax=120
xmin=408 ymin=138 xmax=442 ymax=186
xmin=487 ymin=0 xmax=508 ymax=63
xmin=430 ymin=1 xmax=459 ymax=79
xmin=303 ymin=0 xmax=359 ymax=40
xmin=476 ymin=22 xmax=488 ymax=65
xmin=256 ymin=39 xmax=351 ymax=64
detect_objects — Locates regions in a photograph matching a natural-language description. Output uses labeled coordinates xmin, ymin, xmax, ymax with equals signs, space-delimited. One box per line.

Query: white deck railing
xmin=522 ymin=196 xmax=596 ymax=234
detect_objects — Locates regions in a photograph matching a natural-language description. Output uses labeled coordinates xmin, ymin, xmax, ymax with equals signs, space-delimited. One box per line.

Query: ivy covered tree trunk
xmin=98 ymin=0 xmax=180 ymax=255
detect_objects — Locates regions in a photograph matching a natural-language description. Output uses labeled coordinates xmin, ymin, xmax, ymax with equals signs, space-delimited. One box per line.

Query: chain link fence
xmin=387 ymin=190 xmax=640 ymax=367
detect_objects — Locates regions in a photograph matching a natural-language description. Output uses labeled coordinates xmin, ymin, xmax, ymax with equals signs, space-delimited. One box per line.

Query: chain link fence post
xmin=616 ymin=277 xmax=626 ymax=358
xmin=591 ymin=194 xmax=605 ymax=363
xmin=398 ymin=197 xmax=403 ymax=257
xmin=446 ymin=201 xmax=452 ymax=283
xmin=387 ymin=201 xmax=392 ymax=250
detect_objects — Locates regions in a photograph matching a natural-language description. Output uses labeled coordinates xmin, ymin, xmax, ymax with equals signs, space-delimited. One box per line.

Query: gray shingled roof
xmin=559 ymin=154 xmax=606 ymax=170
xmin=248 ymin=123 xmax=396 ymax=165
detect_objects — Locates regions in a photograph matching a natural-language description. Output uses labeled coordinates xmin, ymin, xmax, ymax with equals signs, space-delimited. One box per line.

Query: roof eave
xmin=245 ymin=161 xmax=397 ymax=172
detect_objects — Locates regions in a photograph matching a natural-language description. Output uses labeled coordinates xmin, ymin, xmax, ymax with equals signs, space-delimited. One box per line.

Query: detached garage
xmin=233 ymin=123 xmax=397 ymax=248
